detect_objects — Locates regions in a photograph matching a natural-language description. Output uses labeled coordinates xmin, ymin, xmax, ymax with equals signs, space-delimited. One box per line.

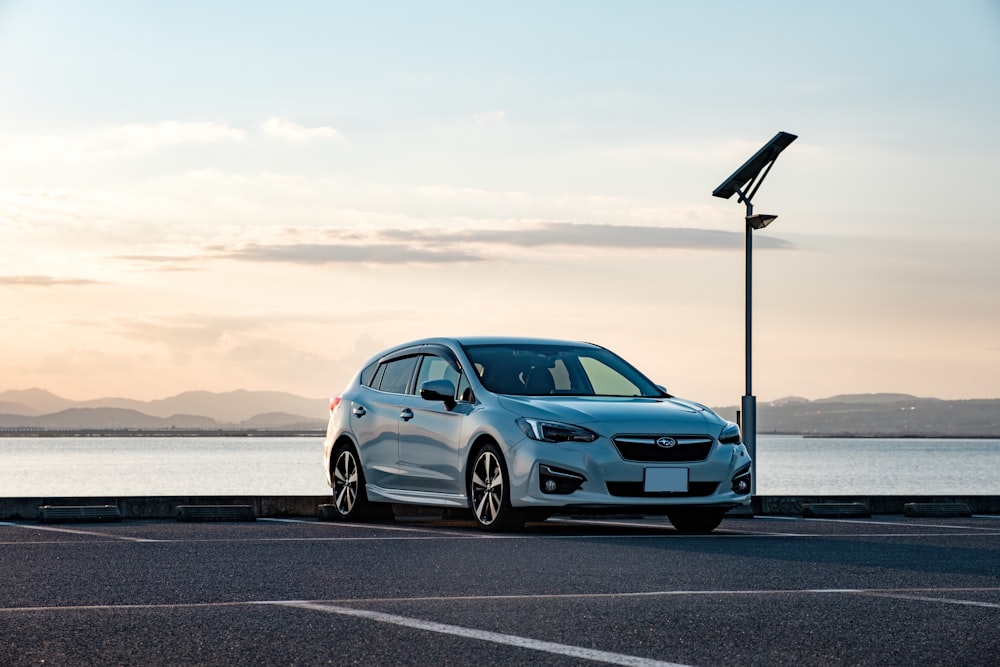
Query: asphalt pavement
xmin=1 ymin=513 xmax=999 ymax=666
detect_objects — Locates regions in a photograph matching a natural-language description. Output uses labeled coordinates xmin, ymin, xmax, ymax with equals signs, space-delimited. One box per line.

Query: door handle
xmin=400 ymin=408 xmax=414 ymax=421
xmin=353 ymin=405 xmax=367 ymax=417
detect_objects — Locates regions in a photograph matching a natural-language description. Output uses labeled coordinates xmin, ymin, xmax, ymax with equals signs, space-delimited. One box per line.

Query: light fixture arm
xmin=744 ymin=157 xmax=777 ymax=203
xmin=734 ymin=153 xmax=781 ymax=216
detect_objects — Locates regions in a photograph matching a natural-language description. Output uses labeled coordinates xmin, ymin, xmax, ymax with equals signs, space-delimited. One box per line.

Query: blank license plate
xmin=644 ymin=468 xmax=688 ymax=492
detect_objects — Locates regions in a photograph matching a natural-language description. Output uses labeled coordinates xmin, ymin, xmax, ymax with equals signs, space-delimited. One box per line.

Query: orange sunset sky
xmin=1 ymin=1 xmax=998 ymax=407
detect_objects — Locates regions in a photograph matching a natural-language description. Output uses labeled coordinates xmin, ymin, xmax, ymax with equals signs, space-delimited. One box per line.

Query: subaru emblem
xmin=655 ymin=437 xmax=677 ymax=448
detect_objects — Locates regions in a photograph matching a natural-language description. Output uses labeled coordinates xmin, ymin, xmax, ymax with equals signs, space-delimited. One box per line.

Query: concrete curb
xmin=0 ymin=496 xmax=329 ymax=521
xmin=751 ymin=495 xmax=1000 ymax=516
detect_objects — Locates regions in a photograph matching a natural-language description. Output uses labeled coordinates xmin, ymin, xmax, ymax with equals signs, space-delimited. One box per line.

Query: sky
xmin=0 ymin=1 xmax=998 ymax=407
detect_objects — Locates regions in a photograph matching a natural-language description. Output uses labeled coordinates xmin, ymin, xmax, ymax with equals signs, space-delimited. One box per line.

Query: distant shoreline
xmin=798 ymin=433 xmax=999 ymax=440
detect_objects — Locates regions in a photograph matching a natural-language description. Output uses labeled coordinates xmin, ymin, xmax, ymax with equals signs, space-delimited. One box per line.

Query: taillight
xmin=330 ymin=396 xmax=342 ymax=412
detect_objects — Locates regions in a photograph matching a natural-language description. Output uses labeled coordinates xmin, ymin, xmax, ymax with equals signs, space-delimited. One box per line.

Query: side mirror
xmin=420 ymin=379 xmax=457 ymax=409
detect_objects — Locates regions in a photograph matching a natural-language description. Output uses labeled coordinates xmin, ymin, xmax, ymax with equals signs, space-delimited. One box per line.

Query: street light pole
xmin=743 ymin=201 xmax=756 ymax=494
xmin=712 ymin=131 xmax=797 ymax=499
xmin=743 ymin=197 xmax=754 ymax=399
xmin=735 ymin=192 xmax=774 ymax=495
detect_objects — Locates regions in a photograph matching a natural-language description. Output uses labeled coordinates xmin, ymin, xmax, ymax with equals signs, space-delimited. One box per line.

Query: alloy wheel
xmin=333 ymin=449 xmax=359 ymax=516
xmin=471 ymin=450 xmax=503 ymax=525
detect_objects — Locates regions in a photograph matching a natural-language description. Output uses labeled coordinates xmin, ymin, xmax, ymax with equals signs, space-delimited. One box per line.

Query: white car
xmin=324 ymin=337 xmax=751 ymax=532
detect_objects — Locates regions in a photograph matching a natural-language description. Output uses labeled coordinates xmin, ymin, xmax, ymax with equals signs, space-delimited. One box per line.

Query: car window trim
xmin=373 ymin=344 xmax=466 ymax=397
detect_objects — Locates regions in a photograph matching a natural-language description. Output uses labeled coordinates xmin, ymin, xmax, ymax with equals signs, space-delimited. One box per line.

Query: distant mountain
xmin=713 ymin=395 xmax=1000 ymax=438
xmin=0 ymin=389 xmax=77 ymax=414
xmin=0 ymin=388 xmax=328 ymax=431
xmin=0 ymin=407 xmax=219 ymax=430
xmin=137 ymin=390 xmax=328 ymax=423
xmin=768 ymin=396 xmax=811 ymax=407
xmin=238 ymin=412 xmax=328 ymax=430
xmin=813 ymin=393 xmax=928 ymax=405
xmin=0 ymin=400 xmax=39 ymax=416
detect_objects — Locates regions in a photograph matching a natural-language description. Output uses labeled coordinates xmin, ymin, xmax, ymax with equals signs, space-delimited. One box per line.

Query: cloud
xmin=469 ymin=111 xmax=506 ymax=125
xmin=0 ymin=275 xmax=102 ymax=287
xmin=96 ymin=121 xmax=245 ymax=153
xmin=230 ymin=243 xmax=484 ymax=264
xmin=381 ymin=222 xmax=794 ymax=251
xmin=262 ymin=117 xmax=341 ymax=141
xmin=203 ymin=222 xmax=793 ymax=268
xmin=4 ymin=121 xmax=245 ymax=162
xmin=111 ymin=316 xmax=235 ymax=352
xmin=113 ymin=255 xmax=205 ymax=272
xmin=107 ymin=313 xmax=309 ymax=358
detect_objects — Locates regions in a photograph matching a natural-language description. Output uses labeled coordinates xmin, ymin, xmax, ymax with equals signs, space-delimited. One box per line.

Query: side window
xmin=415 ymin=354 xmax=461 ymax=396
xmin=456 ymin=373 xmax=473 ymax=403
xmin=549 ymin=359 xmax=572 ymax=392
xmin=377 ymin=356 xmax=418 ymax=394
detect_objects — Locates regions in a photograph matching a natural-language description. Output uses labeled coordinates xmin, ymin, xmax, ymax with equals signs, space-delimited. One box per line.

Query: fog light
xmin=731 ymin=470 xmax=751 ymax=495
xmin=539 ymin=464 xmax=586 ymax=494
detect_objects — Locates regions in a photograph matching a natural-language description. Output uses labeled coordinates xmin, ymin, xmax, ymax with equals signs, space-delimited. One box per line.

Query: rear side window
xmin=360 ymin=362 xmax=379 ymax=387
xmin=377 ymin=356 xmax=418 ymax=394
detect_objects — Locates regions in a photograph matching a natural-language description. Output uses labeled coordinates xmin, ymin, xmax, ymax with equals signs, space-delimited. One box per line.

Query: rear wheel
xmin=667 ymin=508 xmax=725 ymax=534
xmin=468 ymin=443 xmax=524 ymax=532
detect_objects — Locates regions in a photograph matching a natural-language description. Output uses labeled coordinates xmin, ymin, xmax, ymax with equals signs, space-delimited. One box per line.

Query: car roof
xmin=363 ymin=336 xmax=604 ymax=367
xmin=409 ymin=336 xmax=601 ymax=348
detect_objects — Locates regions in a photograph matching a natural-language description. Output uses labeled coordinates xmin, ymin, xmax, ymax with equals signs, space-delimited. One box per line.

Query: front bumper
xmin=505 ymin=435 xmax=752 ymax=511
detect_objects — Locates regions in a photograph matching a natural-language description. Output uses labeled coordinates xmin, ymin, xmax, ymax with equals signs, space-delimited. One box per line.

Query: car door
xmin=350 ymin=354 xmax=418 ymax=490
xmin=396 ymin=352 xmax=471 ymax=495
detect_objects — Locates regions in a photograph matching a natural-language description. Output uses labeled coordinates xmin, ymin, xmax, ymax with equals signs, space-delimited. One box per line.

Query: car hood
xmin=496 ymin=395 xmax=724 ymax=431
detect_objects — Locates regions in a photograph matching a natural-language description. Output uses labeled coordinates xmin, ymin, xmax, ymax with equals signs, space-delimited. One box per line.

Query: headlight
xmin=718 ymin=422 xmax=742 ymax=445
xmin=517 ymin=418 xmax=598 ymax=443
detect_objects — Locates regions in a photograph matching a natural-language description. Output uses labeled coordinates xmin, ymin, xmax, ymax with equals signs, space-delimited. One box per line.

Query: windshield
xmin=462 ymin=343 xmax=665 ymax=397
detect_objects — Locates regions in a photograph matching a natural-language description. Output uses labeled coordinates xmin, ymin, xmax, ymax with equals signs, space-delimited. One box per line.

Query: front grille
xmin=606 ymin=482 xmax=719 ymax=498
xmin=612 ymin=435 xmax=714 ymax=462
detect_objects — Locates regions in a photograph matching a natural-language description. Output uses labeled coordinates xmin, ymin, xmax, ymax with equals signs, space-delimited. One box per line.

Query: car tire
xmin=468 ymin=442 xmax=525 ymax=532
xmin=330 ymin=443 xmax=389 ymax=521
xmin=667 ymin=508 xmax=725 ymax=534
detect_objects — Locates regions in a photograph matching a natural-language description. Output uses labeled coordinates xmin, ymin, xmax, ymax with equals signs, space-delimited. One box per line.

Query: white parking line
xmin=263 ymin=600 xmax=692 ymax=667
xmin=288 ymin=586 xmax=1000 ymax=606
xmin=798 ymin=516 xmax=1000 ymax=531
xmin=6 ymin=520 xmax=996 ymax=544
xmin=861 ymin=592 xmax=1000 ymax=609
xmin=0 ymin=521 xmax=159 ymax=542
xmin=259 ymin=517 xmax=507 ymax=538
xmin=546 ymin=518 xmax=1000 ymax=538
xmin=548 ymin=516 xmax=997 ymax=539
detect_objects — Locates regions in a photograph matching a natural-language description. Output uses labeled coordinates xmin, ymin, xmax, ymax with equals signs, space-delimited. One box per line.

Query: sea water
xmin=0 ymin=434 xmax=998 ymax=497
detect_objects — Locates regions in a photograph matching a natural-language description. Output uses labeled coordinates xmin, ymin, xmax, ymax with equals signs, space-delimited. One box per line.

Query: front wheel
xmin=468 ymin=443 xmax=524 ymax=532
xmin=667 ymin=508 xmax=725 ymax=534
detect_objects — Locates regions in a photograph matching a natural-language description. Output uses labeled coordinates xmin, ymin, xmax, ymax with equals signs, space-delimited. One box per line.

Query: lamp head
xmin=747 ymin=213 xmax=777 ymax=230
